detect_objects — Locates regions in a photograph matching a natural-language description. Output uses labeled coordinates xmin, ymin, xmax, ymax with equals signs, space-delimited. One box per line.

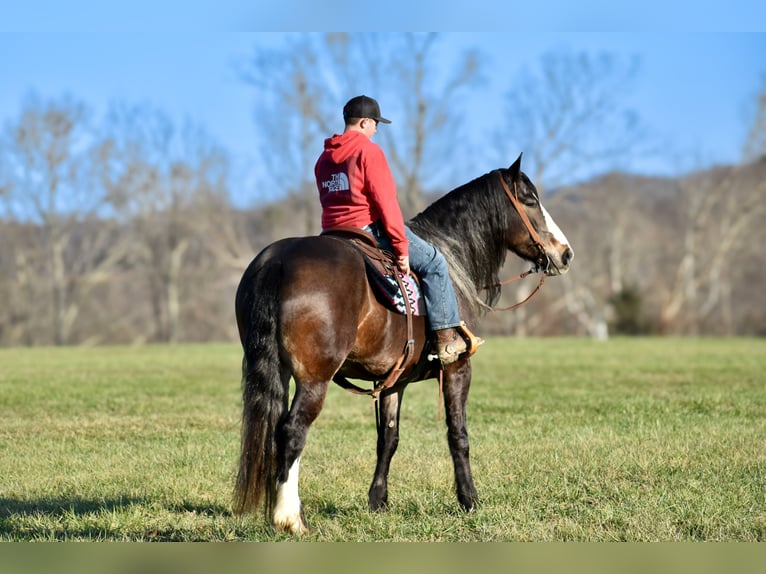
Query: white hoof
xmin=273 ymin=509 xmax=308 ymax=535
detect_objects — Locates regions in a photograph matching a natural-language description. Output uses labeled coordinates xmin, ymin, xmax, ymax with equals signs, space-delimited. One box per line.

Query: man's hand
xmin=396 ymin=255 xmax=410 ymax=276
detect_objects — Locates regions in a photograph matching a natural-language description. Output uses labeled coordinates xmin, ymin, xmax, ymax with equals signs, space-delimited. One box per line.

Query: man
xmin=314 ymin=95 xmax=482 ymax=365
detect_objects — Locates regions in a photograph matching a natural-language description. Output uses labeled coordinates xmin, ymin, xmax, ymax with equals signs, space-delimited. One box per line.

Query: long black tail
xmin=233 ymin=259 xmax=289 ymax=518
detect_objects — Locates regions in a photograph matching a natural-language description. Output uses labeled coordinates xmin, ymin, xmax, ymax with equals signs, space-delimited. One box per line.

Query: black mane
xmin=409 ymin=169 xmax=516 ymax=316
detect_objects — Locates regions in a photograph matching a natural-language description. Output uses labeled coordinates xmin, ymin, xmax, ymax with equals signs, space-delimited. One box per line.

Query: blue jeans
xmin=364 ymin=221 xmax=461 ymax=331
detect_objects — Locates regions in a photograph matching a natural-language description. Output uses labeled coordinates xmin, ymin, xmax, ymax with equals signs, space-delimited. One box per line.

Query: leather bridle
xmin=476 ymin=171 xmax=548 ymax=312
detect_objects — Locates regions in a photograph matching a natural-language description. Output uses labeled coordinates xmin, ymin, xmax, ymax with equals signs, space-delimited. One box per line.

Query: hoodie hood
xmin=323 ymin=131 xmax=368 ymax=164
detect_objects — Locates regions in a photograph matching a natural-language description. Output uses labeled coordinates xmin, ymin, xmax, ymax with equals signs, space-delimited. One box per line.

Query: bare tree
xmin=379 ymin=34 xmax=481 ymax=216
xmin=744 ymin=77 xmax=766 ymax=163
xmin=242 ymin=34 xmax=339 ymax=235
xmin=495 ymin=51 xmax=646 ymax=194
xmin=655 ymin=79 xmax=766 ymax=335
xmin=0 ymin=220 xmax=41 ymax=345
xmin=494 ymin=51 xmax=649 ymax=338
xmin=546 ymin=174 xmax=654 ymax=339
xmin=100 ymin=104 xmax=230 ymax=343
xmin=658 ymin=164 xmax=766 ymax=334
xmin=0 ymin=95 xmax=123 ymax=345
xmin=242 ymin=33 xmax=482 ymax=226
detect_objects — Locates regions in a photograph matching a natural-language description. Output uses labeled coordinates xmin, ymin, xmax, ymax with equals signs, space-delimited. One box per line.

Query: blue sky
xmin=3 ymin=1 xmax=765 ymax=32
xmin=1 ymin=5 xmax=765 ymax=203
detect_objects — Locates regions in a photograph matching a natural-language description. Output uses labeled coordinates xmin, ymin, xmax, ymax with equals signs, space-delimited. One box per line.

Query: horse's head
xmin=501 ymin=154 xmax=573 ymax=276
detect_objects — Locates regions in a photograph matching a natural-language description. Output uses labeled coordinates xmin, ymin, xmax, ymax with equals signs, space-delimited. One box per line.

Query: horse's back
xmin=275 ymin=235 xmax=370 ymax=309
xmin=238 ymin=235 xmax=366 ymax=293
xmin=237 ymin=236 xmax=380 ymax=377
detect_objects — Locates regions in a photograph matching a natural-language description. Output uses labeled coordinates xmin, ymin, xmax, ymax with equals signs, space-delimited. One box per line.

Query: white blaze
xmin=540 ymin=203 xmax=570 ymax=247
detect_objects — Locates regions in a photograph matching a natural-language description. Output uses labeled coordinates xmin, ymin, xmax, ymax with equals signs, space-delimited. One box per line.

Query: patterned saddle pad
xmin=320 ymin=227 xmax=423 ymax=316
xmin=366 ymin=266 xmax=423 ymax=316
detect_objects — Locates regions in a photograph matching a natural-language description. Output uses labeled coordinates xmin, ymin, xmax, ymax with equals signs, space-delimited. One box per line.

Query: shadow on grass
xmin=0 ymin=495 xmax=234 ymax=541
xmin=1 ymin=495 xmax=141 ymax=518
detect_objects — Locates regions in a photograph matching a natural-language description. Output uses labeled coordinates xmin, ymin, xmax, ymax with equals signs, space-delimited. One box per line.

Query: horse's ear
xmin=508 ymin=153 xmax=523 ymax=179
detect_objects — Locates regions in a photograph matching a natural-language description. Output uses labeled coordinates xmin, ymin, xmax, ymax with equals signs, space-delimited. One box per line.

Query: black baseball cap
xmin=342 ymin=95 xmax=392 ymax=124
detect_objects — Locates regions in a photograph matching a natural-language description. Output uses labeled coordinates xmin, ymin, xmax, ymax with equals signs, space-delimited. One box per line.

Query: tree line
xmin=1 ymin=34 xmax=764 ymax=346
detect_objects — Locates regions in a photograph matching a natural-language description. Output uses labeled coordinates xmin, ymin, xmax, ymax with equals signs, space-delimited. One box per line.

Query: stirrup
xmin=430 ymin=322 xmax=485 ymax=364
xmin=456 ymin=321 xmax=484 ymax=358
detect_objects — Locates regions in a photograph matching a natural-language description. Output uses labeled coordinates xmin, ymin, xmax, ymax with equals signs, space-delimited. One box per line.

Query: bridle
xmin=476 ymin=170 xmax=548 ymax=312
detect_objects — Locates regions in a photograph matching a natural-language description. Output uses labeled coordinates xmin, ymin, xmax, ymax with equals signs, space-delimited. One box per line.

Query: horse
xmin=233 ymin=153 xmax=573 ymax=534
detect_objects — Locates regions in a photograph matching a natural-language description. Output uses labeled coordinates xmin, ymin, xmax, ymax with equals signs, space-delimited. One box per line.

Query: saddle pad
xmin=365 ymin=262 xmax=423 ymax=316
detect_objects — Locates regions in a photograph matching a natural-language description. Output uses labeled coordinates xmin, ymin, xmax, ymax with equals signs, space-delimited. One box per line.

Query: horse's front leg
xmin=442 ymin=360 xmax=478 ymax=511
xmin=368 ymin=387 xmax=405 ymax=511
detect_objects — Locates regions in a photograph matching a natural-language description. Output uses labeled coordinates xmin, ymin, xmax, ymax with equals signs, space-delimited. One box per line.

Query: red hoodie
xmin=315 ymin=131 xmax=409 ymax=258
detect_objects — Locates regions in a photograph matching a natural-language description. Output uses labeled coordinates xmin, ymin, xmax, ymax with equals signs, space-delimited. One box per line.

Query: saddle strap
xmin=379 ymin=269 xmax=415 ymax=390
xmin=331 ymin=257 xmax=415 ymax=400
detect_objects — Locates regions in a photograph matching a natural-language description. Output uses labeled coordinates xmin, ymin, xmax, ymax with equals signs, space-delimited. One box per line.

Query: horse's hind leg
xmin=273 ymin=379 xmax=330 ymax=535
xmin=368 ymin=388 xmax=404 ymax=511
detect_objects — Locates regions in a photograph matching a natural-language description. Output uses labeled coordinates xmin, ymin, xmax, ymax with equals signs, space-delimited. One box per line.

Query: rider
xmin=314 ymin=95 xmax=482 ymax=365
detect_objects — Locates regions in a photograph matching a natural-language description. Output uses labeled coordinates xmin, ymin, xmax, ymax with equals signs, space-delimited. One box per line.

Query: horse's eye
xmin=524 ymin=196 xmax=539 ymax=208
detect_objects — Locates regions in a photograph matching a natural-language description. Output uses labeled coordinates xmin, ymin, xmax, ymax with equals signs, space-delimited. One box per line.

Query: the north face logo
xmin=321 ymin=172 xmax=350 ymax=193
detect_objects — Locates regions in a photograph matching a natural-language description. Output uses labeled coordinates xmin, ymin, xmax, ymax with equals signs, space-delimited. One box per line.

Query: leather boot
xmin=435 ymin=322 xmax=484 ymax=366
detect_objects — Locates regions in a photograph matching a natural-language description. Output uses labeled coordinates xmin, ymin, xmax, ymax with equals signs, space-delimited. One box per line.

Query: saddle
xmin=320 ymin=227 xmax=420 ymax=399
xmin=321 ymin=226 xmax=389 ymax=273
xmin=321 ymin=227 xmax=421 ymax=315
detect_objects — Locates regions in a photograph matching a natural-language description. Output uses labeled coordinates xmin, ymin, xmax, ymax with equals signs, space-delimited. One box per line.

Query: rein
xmin=477 ymin=270 xmax=546 ymax=312
xmin=476 ymin=171 xmax=547 ymax=312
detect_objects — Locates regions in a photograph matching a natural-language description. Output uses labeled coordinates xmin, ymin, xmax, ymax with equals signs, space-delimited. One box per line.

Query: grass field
xmin=0 ymin=338 xmax=763 ymax=541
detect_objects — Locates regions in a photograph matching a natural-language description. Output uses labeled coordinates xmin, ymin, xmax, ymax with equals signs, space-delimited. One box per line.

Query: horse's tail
xmin=233 ymin=259 xmax=288 ymax=519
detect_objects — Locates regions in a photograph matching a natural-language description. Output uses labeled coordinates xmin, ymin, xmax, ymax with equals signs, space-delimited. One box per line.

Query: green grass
xmin=0 ymin=338 xmax=764 ymax=541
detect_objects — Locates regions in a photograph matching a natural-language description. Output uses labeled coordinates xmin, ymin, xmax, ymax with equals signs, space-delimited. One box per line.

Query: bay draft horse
xmin=233 ymin=154 xmax=573 ymax=534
